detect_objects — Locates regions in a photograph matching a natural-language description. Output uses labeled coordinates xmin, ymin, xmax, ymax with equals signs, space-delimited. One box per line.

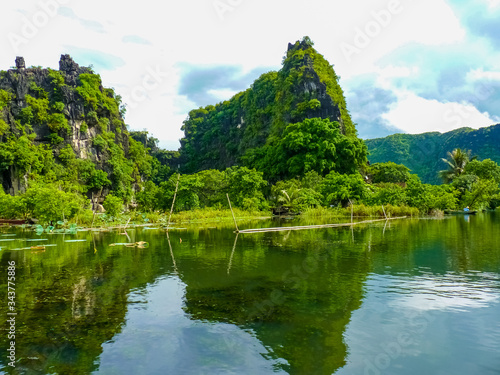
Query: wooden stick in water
xmin=227 ymin=233 xmax=239 ymax=275
xmin=238 ymin=216 xmax=406 ymax=234
xmin=123 ymin=217 xmax=131 ymax=231
xmin=167 ymin=173 xmax=180 ymax=231
xmin=227 ymin=194 xmax=239 ymax=232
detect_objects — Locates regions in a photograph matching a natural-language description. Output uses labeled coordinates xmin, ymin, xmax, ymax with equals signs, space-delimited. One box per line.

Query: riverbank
xmin=0 ymin=204 xmax=426 ymax=232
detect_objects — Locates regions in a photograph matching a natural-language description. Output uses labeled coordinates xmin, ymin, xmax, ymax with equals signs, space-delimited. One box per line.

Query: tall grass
xmin=170 ymin=207 xmax=269 ymax=223
xmin=69 ymin=204 xmax=420 ymax=229
xmin=301 ymin=204 xmax=420 ymax=219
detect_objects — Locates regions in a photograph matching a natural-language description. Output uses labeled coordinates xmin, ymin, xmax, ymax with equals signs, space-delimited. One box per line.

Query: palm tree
xmin=439 ymin=148 xmax=475 ymax=183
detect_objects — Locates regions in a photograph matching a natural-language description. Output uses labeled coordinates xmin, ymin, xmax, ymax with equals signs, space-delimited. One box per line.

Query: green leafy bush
xmin=80 ymin=121 xmax=88 ymax=133
xmin=0 ymin=89 xmax=12 ymax=109
xmin=47 ymin=113 xmax=69 ymax=132
xmin=321 ymin=171 xmax=367 ymax=207
xmin=369 ymin=162 xmax=410 ymax=183
xmin=103 ymin=194 xmax=123 ymax=217
xmin=0 ymin=119 xmax=9 ymax=136
xmin=22 ymin=185 xmax=86 ymax=223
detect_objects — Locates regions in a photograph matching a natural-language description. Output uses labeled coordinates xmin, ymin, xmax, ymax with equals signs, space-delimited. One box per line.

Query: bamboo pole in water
xmin=91 ymin=192 xmax=96 ymax=228
xmin=167 ymin=173 xmax=180 ymax=230
xmin=227 ymin=194 xmax=239 ymax=232
xmin=227 ymin=233 xmax=239 ymax=275
xmin=166 ymin=231 xmax=178 ymax=274
xmin=122 ymin=217 xmax=131 ymax=232
xmin=237 ymin=216 xmax=406 ymax=234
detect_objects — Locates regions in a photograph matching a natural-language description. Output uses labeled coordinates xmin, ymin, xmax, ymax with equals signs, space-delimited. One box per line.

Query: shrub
xmin=103 ymin=194 xmax=123 ymax=217
xmin=0 ymin=119 xmax=9 ymax=136
xmin=47 ymin=113 xmax=69 ymax=132
xmin=23 ymin=185 xmax=86 ymax=223
xmin=0 ymin=190 xmax=27 ymax=219
xmin=80 ymin=121 xmax=88 ymax=133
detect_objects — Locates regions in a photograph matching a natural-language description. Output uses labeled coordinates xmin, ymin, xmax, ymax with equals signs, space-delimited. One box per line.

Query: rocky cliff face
xmin=178 ymin=38 xmax=359 ymax=173
xmin=0 ymin=55 xmax=130 ymax=194
xmin=280 ymin=39 xmax=343 ymax=131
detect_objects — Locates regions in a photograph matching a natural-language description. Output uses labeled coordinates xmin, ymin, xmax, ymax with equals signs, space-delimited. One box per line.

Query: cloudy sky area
xmin=1 ymin=0 xmax=500 ymax=149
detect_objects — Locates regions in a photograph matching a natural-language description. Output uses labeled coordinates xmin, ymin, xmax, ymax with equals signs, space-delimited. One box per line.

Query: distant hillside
xmin=365 ymin=124 xmax=500 ymax=184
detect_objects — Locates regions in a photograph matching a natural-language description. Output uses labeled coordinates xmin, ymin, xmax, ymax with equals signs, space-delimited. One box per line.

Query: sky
xmin=1 ymin=0 xmax=500 ymax=149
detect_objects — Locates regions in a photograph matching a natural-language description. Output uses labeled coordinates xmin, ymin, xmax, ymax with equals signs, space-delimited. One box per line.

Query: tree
xmin=464 ymin=159 xmax=500 ymax=183
xmin=225 ymin=166 xmax=267 ymax=210
xmin=321 ymin=172 xmax=367 ymax=207
xmin=439 ymin=148 xmax=474 ymax=183
xmin=368 ymin=183 xmax=407 ymax=206
xmin=462 ymin=178 xmax=499 ymax=210
xmin=246 ymin=118 xmax=367 ymax=181
xmin=369 ymin=162 xmax=410 ymax=184
xmin=0 ymin=189 xmax=26 ymax=219
xmin=270 ymin=179 xmax=322 ymax=212
xmin=196 ymin=169 xmax=228 ymax=208
xmin=103 ymin=194 xmax=123 ymax=217
xmin=135 ymin=181 xmax=161 ymax=212
xmin=23 ymin=184 xmax=86 ymax=223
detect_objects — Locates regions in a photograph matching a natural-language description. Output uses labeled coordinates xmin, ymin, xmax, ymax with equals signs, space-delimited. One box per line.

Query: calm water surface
xmin=0 ymin=213 xmax=499 ymax=374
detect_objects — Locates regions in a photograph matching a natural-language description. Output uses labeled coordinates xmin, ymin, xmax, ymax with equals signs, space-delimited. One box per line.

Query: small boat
xmin=0 ymin=219 xmax=27 ymax=225
xmin=444 ymin=210 xmax=477 ymax=215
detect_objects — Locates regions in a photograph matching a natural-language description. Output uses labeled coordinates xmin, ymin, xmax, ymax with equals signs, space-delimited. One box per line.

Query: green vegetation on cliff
xmin=179 ymin=37 xmax=366 ymax=181
xmin=0 ymin=56 xmax=157 ymax=222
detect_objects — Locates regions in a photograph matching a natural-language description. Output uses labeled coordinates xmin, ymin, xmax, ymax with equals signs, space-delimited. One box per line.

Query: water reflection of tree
xmin=0 ymin=230 xmax=173 ymax=374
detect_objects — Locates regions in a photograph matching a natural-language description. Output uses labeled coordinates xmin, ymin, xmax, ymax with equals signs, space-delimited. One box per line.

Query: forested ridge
xmin=365 ymin=124 xmax=500 ymax=184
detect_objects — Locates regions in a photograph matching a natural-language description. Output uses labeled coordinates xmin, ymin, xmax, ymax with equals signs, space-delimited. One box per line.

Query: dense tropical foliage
xmin=179 ymin=37 xmax=366 ymax=181
xmin=366 ymin=124 xmax=500 ymax=184
xmin=1 ymin=42 xmax=499 ymax=225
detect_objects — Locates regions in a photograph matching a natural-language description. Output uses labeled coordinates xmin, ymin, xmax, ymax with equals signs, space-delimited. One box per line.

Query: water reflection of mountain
xmin=0 ymin=213 xmax=498 ymax=374
xmin=180 ymin=228 xmax=371 ymax=374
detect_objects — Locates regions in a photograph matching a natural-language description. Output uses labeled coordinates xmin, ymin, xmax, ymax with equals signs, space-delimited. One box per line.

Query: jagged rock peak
xmin=287 ymin=37 xmax=314 ymax=53
xmin=59 ymin=54 xmax=80 ymax=73
xmin=15 ymin=57 xmax=25 ymax=69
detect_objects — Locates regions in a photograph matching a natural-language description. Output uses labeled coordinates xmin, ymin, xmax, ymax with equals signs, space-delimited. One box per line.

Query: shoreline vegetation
xmin=2 ymin=205 xmax=426 ymax=232
xmin=1 ymin=148 xmax=498 ymax=230
xmin=0 ymin=153 xmax=498 ymax=229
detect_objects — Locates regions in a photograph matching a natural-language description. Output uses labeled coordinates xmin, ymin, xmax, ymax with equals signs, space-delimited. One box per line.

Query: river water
xmin=0 ymin=213 xmax=499 ymax=374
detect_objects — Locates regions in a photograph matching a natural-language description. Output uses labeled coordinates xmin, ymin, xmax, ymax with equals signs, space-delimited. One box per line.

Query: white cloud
xmin=467 ymin=68 xmax=500 ymax=82
xmin=207 ymin=89 xmax=239 ymax=103
xmin=331 ymin=0 xmax=465 ymax=78
xmin=389 ymin=273 xmax=500 ymax=312
xmin=486 ymin=0 xmax=500 ymax=9
xmin=383 ymin=91 xmax=498 ymax=134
